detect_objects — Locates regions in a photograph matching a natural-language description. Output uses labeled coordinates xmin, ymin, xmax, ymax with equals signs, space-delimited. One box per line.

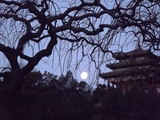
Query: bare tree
xmin=0 ymin=0 xmax=159 ymax=90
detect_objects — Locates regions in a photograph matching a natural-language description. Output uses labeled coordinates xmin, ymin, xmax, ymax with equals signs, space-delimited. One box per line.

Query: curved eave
xmin=106 ymin=59 xmax=153 ymax=69
xmin=99 ymin=69 xmax=157 ymax=79
xmin=113 ymin=50 xmax=155 ymax=60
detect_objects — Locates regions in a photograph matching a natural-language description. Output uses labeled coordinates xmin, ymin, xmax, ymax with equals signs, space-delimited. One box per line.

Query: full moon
xmin=80 ymin=72 xmax=88 ymax=80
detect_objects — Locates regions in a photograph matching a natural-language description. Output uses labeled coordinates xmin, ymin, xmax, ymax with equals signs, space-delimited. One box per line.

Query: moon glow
xmin=80 ymin=72 xmax=88 ymax=80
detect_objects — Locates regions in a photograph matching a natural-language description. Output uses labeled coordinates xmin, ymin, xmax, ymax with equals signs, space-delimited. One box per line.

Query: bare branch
xmin=0 ymin=0 xmax=159 ymax=88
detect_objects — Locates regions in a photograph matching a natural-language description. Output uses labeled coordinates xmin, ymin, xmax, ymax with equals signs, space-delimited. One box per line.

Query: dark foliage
xmin=0 ymin=0 xmax=160 ymax=119
xmin=0 ymin=71 xmax=160 ymax=120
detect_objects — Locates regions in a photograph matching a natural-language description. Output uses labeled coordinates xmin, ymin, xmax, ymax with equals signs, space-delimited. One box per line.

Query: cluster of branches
xmin=0 ymin=0 xmax=159 ymax=88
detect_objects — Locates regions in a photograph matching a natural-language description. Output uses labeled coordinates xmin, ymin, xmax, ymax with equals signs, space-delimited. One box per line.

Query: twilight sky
xmin=0 ymin=0 xmax=157 ymax=86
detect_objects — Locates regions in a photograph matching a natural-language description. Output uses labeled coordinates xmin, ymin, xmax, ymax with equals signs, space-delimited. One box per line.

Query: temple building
xmin=99 ymin=44 xmax=160 ymax=90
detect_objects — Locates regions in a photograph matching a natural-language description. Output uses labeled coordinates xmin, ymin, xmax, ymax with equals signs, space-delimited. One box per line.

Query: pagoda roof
xmin=113 ymin=48 xmax=157 ymax=60
xmin=100 ymin=44 xmax=160 ymax=81
xmin=99 ymin=67 xmax=160 ymax=79
xmin=106 ymin=58 xmax=155 ymax=69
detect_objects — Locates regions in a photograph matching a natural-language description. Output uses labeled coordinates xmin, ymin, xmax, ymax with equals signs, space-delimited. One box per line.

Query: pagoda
xmin=99 ymin=44 xmax=160 ymax=90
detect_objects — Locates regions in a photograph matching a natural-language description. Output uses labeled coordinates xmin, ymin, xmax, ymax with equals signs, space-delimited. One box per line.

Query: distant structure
xmin=99 ymin=43 xmax=160 ymax=91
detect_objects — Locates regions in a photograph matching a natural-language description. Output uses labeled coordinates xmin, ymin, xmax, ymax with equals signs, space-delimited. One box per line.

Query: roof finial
xmin=136 ymin=41 xmax=141 ymax=50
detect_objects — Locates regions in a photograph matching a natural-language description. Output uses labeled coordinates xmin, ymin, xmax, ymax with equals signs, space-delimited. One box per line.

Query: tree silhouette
xmin=0 ymin=0 xmax=159 ymax=91
xmin=58 ymin=70 xmax=77 ymax=89
xmin=0 ymin=70 xmax=160 ymax=119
